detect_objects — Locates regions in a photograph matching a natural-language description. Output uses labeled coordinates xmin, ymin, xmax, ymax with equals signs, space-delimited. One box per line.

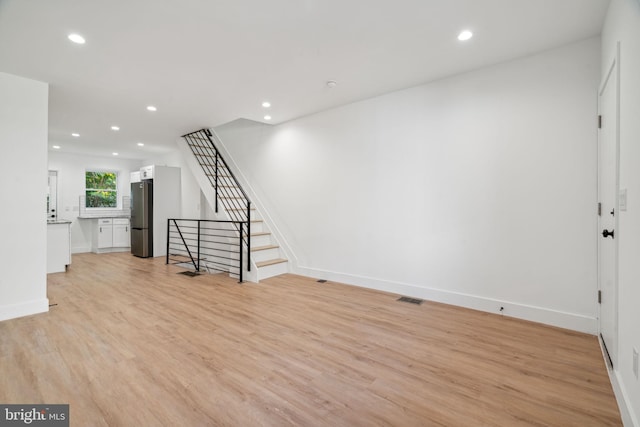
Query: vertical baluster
xmin=239 ymin=222 xmax=244 ymax=283
xmin=215 ymin=151 xmax=219 ymax=213
xmin=247 ymin=201 xmax=251 ymax=272
xmin=166 ymin=219 xmax=171 ymax=265
xmin=197 ymin=220 xmax=201 ymax=272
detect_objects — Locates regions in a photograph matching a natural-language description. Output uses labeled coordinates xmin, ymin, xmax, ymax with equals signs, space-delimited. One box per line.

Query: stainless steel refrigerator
xmin=131 ymin=180 xmax=153 ymax=257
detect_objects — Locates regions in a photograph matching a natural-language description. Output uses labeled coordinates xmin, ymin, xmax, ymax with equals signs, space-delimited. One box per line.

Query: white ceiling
xmin=0 ymin=0 xmax=609 ymax=160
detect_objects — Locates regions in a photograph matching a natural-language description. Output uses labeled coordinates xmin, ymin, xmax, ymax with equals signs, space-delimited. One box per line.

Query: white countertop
xmin=47 ymin=219 xmax=72 ymax=224
xmin=78 ymin=214 xmax=130 ymax=219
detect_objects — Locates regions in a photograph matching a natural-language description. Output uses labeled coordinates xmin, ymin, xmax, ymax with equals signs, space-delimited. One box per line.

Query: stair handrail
xmin=182 ymin=129 xmax=250 ymax=201
xmin=181 ymin=128 xmax=251 ymax=274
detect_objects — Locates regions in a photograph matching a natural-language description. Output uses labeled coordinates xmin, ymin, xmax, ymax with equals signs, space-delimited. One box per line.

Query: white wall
xmin=602 ymin=0 xmax=640 ymax=425
xmin=48 ymin=151 xmax=142 ymax=253
xmin=144 ymin=149 xmax=205 ymax=220
xmin=215 ymin=37 xmax=601 ymax=333
xmin=0 ymin=72 xmax=49 ymax=321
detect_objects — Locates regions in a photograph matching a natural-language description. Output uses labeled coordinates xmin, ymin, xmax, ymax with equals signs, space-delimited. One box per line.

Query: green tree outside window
xmin=86 ymin=171 xmax=117 ymax=208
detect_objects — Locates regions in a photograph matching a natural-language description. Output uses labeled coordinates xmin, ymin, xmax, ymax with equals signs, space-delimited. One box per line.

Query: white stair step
xmin=251 ymin=244 xmax=278 ymax=252
xmin=257 ymin=258 xmax=288 ymax=280
xmin=256 ymin=258 xmax=287 ymax=268
xmin=250 ymin=220 xmax=264 ymax=233
xmin=250 ymin=244 xmax=280 ymax=262
xmin=250 ymin=232 xmax=272 ymax=246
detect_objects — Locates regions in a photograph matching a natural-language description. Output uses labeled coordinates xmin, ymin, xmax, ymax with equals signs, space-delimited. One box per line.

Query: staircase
xmin=180 ymin=129 xmax=288 ymax=281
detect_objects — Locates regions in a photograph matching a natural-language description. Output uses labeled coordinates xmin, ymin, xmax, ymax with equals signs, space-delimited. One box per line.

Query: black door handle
xmin=602 ymin=229 xmax=615 ymax=239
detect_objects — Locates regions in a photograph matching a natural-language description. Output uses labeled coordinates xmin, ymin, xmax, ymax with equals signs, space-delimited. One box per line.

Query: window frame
xmin=85 ymin=170 xmax=119 ymax=209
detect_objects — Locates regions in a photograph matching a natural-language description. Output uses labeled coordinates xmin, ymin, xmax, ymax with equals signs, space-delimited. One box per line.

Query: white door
xmin=597 ymin=49 xmax=619 ymax=368
xmin=47 ymin=170 xmax=58 ymax=220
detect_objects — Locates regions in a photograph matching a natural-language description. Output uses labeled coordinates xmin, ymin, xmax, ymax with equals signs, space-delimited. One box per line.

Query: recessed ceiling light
xmin=112 ymin=152 xmax=119 ymax=156
xmin=71 ymin=133 xmax=80 ymax=137
xmin=458 ymin=30 xmax=473 ymax=41
xmin=68 ymin=33 xmax=86 ymax=44
xmin=111 ymin=126 xmax=120 ymax=131
xmin=146 ymin=105 xmax=157 ymax=112
xmin=52 ymin=145 xmax=61 ymax=149
xmin=262 ymin=101 xmax=271 ymax=108
xmin=326 ymin=80 xmax=337 ymax=88
xmin=264 ymin=115 xmax=272 ymax=120
xmin=137 ymin=142 xmax=144 ymax=147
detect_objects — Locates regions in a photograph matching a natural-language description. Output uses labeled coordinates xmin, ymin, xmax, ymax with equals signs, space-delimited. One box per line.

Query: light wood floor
xmin=0 ymin=253 xmax=621 ymax=426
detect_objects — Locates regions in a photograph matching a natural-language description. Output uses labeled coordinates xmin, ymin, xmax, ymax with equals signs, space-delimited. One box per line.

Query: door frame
xmin=597 ymin=42 xmax=620 ymax=368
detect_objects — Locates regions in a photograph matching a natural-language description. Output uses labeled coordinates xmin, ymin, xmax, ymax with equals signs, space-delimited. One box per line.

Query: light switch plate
xmin=633 ymin=347 xmax=639 ymax=379
xmin=619 ymin=189 xmax=628 ymax=211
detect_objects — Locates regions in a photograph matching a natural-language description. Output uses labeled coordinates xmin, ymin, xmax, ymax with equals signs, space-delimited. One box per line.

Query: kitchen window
xmin=85 ymin=171 xmax=118 ymax=208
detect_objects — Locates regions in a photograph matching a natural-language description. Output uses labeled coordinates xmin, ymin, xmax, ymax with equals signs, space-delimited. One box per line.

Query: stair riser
xmin=257 ymin=261 xmax=288 ymax=280
xmin=250 ymin=234 xmax=272 ymax=247
xmin=250 ymin=222 xmax=265 ymax=233
xmin=251 ymin=247 xmax=280 ymax=263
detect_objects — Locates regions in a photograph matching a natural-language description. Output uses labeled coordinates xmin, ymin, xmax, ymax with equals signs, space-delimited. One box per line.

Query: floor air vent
xmin=178 ymin=271 xmax=199 ymax=277
xmin=397 ymin=296 xmax=423 ymax=305
xmin=317 ymin=279 xmax=327 ymax=283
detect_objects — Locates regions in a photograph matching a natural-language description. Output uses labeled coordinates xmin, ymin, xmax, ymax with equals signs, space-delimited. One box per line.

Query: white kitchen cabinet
xmin=47 ymin=221 xmax=71 ymax=273
xmin=96 ymin=218 xmax=113 ymax=249
xmin=92 ymin=218 xmax=130 ymax=253
xmin=112 ymin=218 xmax=130 ymax=247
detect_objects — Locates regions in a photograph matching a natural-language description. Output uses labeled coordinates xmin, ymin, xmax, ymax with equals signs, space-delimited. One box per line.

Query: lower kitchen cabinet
xmin=47 ymin=221 xmax=71 ymax=273
xmin=113 ymin=218 xmax=130 ymax=248
xmin=92 ymin=218 xmax=130 ymax=253
xmin=96 ymin=218 xmax=113 ymax=249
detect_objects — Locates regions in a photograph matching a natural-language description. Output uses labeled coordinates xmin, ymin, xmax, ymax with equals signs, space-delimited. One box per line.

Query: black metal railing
xmin=181 ymin=129 xmax=251 ymax=273
xmin=166 ymin=219 xmax=246 ymax=282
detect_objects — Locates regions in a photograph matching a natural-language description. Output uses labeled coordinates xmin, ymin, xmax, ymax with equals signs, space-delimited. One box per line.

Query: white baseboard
xmin=601 ymin=341 xmax=639 ymax=427
xmin=72 ymin=245 xmax=91 ymax=254
xmin=0 ymin=298 xmax=49 ymax=322
xmin=294 ymin=265 xmax=597 ymax=334
xmin=93 ymin=247 xmax=130 ymax=254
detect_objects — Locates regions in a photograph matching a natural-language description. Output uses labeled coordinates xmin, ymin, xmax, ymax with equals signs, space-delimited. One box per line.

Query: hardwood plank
xmin=0 ymin=253 xmax=621 ymax=426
